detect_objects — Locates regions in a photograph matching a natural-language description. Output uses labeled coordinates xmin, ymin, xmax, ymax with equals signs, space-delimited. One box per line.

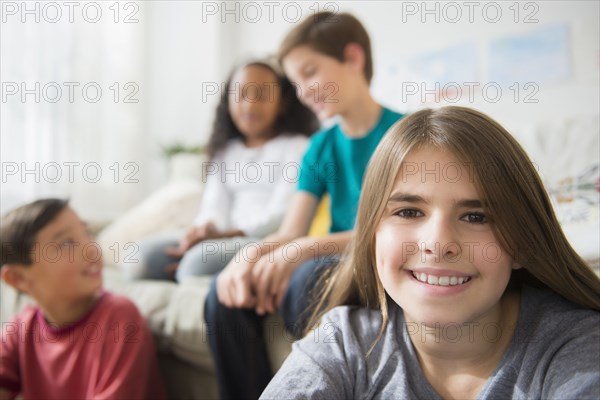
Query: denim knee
xmin=279 ymin=258 xmax=332 ymax=337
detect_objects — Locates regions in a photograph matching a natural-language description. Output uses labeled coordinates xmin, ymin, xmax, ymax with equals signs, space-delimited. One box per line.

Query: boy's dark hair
xmin=206 ymin=61 xmax=319 ymax=160
xmin=0 ymin=198 xmax=69 ymax=266
xmin=278 ymin=12 xmax=373 ymax=83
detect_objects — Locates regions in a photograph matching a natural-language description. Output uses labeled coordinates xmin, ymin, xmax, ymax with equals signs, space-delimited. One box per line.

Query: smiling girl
xmin=261 ymin=106 xmax=600 ymax=399
xmin=131 ymin=59 xmax=318 ymax=282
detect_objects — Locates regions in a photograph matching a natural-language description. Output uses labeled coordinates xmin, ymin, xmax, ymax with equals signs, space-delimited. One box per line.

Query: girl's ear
xmin=1 ymin=265 xmax=31 ymax=293
xmin=343 ymin=43 xmax=366 ymax=75
xmin=512 ymin=262 xmax=523 ymax=270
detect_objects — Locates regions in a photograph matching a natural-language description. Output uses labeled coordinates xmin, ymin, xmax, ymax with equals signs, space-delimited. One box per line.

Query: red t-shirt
xmin=0 ymin=292 xmax=166 ymax=399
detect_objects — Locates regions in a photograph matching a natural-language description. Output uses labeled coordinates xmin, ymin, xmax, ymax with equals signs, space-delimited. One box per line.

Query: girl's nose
xmin=240 ymin=98 xmax=251 ymax=109
xmin=298 ymin=81 xmax=313 ymax=103
xmin=421 ymin=215 xmax=461 ymax=261
xmin=240 ymin=96 xmax=256 ymax=112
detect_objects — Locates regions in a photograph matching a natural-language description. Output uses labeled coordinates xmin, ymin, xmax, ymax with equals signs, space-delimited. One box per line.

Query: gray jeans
xmin=126 ymin=230 xmax=258 ymax=282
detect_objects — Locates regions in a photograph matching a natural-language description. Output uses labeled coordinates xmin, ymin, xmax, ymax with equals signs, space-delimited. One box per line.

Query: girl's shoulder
xmin=268 ymin=133 xmax=309 ymax=146
xmin=520 ymin=284 xmax=599 ymax=319
xmin=515 ymin=284 xmax=599 ymax=346
xmin=509 ymin=286 xmax=600 ymax=398
xmin=263 ymin=134 xmax=309 ymax=160
xmin=221 ymin=138 xmax=245 ymax=151
xmin=214 ymin=138 xmax=246 ymax=160
xmin=220 ymin=134 xmax=307 ymax=152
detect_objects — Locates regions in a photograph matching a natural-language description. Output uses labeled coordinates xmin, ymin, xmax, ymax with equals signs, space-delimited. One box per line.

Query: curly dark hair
xmin=206 ymin=61 xmax=320 ymax=159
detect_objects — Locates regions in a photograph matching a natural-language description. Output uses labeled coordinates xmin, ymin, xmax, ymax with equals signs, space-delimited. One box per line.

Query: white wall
xmin=142 ymin=2 xmax=224 ymax=192
xmin=144 ymin=0 xmax=598 ymax=143
xmin=135 ymin=0 xmax=598 ymax=215
xmin=217 ymin=0 xmax=599 ymax=129
xmin=3 ymin=1 xmax=596 ymax=222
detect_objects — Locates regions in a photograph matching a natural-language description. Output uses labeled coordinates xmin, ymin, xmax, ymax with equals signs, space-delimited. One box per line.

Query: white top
xmin=194 ymin=134 xmax=309 ymax=238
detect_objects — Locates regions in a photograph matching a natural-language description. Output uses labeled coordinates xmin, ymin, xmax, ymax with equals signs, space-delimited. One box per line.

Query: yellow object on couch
xmin=308 ymin=195 xmax=331 ymax=237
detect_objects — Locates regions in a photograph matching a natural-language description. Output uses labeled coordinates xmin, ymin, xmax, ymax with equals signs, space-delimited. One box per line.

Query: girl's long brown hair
xmin=307 ymin=106 xmax=600 ymax=351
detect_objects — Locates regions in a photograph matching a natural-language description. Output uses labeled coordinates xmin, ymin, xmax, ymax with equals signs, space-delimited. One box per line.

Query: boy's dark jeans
xmin=204 ymin=256 xmax=335 ymax=400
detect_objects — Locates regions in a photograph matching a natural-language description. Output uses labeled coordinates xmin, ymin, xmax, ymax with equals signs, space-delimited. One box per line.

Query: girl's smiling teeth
xmin=411 ymin=271 xmax=471 ymax=286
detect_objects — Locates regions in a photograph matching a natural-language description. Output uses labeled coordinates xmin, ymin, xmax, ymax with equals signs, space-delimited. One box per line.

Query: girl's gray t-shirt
xmin=261 ymin=285 xmax=600 ymax=399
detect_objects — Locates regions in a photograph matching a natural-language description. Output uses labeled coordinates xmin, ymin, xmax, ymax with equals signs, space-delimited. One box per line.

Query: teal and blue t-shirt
xmin=298 ymin=107 xmax=404 ymax=232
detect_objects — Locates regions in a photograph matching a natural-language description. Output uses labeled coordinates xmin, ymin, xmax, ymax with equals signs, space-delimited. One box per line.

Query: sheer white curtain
xmin=1 ymin=3 xmax=147 ymax=223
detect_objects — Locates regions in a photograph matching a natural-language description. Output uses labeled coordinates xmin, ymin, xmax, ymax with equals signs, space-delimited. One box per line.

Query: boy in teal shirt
xmin=299 ymin=107 xmax=402 ymax=232
xmin=205 ymin=12 xmax=404 ymax=399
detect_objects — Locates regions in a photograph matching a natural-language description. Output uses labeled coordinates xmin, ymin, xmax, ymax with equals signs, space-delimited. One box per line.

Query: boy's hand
xmin=216 ymin=245 xmax=260 ymax=308
xmin=251 ymin=241 xmax=306 ymax=315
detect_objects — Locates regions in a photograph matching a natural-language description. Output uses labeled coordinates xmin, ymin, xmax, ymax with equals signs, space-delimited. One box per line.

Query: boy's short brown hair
xmin=0 ymin=198 xmax=69 ymax=266
xmin=278 ymin=11 xmax=373 ymax=83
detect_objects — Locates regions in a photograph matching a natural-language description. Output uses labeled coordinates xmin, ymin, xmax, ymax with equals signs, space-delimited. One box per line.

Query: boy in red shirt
xmin=0 ymin=198 xmax=166 ymax=400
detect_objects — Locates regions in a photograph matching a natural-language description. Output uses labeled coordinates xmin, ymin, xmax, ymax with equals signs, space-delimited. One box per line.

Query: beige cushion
xmin=163 ymin=276 xmax=215 ymax=369
xmin=96 ymin=181 xmax=202 ymax=270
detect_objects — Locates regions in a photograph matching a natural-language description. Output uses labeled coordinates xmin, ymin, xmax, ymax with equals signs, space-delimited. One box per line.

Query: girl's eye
xmin=61 ymin=238 xmax=75 ymax=247
xmin=461 ymin=212 xmax=488 ymax=224
xmin=395 ymin=209 xmax=423 ymax=219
